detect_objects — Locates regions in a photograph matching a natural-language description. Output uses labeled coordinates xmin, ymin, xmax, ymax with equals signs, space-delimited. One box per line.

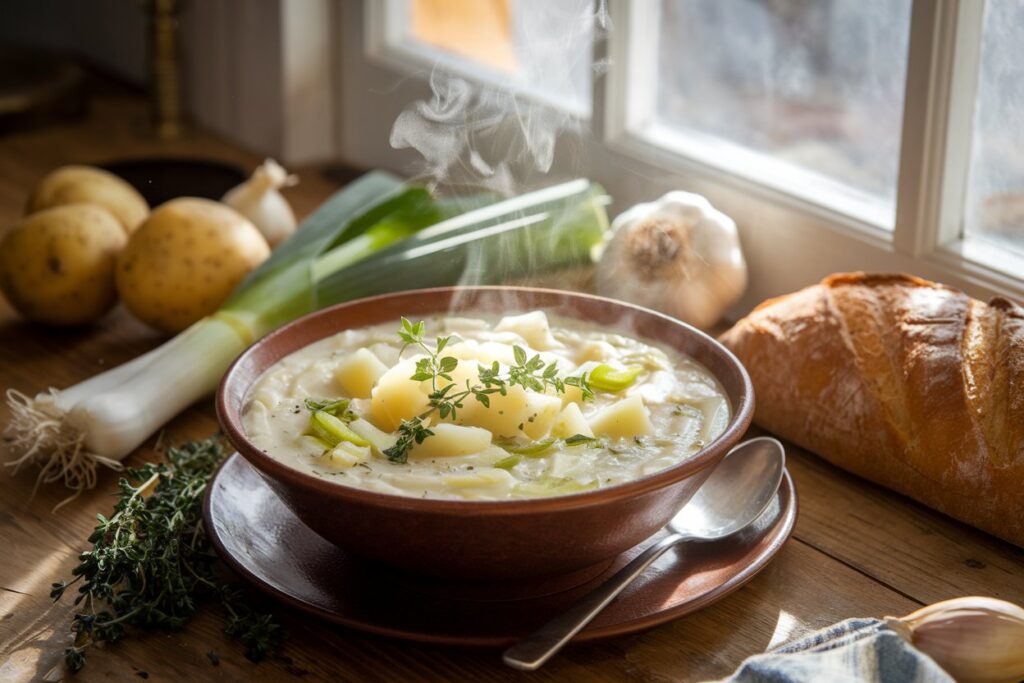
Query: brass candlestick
xmin=148 ymin=0 xmax=184 ymax=140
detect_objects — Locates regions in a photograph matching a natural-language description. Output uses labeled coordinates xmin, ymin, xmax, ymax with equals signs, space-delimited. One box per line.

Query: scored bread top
xmin=720 ymin=272 xmax=1024 ymax=547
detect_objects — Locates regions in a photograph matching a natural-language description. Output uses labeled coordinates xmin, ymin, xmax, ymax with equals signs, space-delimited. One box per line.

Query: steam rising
xmin=390 ymin=0 xmax=608 ymax=195
xmin=390 ymin=74 xmax=526 ymax=195
xmin=388 ymin=0 xmax=609 ymax=310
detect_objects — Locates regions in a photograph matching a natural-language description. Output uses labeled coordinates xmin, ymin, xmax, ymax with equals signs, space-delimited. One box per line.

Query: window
xmin=370 ymin=0 xmax=595 ymax=116
xmin=344 ymin=0 xmax=1024 ymax=304
xmin=647 ymin=0 xmax=912 ymax=228
xmin=964 ymin=0 xmax=1024 ymax=257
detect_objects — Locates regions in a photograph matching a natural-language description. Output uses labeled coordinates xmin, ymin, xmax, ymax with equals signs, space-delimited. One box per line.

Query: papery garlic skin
xmin=595 ymin=191 xmax=747 ymax=330
xmin=222 ymin=159 xmax=298 ymax=248
xmin=886 ymin=596 xmax=1024 ymax=683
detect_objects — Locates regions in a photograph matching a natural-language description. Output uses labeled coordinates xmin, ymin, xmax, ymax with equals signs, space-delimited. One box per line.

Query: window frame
xmin=340 ymin=0 xmax=1024 ymax=307
xmin=887 ymin=0 xmax=1024 ymax=299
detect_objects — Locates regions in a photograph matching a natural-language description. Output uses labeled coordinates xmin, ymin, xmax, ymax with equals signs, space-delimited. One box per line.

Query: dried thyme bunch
xmin=50 ymin=437 xmax=283 ymax=672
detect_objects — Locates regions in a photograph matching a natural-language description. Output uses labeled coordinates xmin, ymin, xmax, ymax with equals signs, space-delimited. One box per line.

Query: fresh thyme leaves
xmin=382 ymin=416 xmax=434 ymax=463
xmin=51 ymin=437 xmax=283 ymax=672
xmin=397 ymin=317 xmax=429 ymax=351
xmin=384 ymin=318 xmax=594 ymax=463
xmin=507 ymin=344 xmax=596 ymax=399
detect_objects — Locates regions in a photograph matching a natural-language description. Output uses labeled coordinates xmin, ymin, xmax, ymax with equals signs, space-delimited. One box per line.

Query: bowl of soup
xmin=217 ymin=287 xmax=754 ymax=580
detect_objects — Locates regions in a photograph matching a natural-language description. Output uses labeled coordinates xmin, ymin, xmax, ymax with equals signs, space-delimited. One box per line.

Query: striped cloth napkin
xmin=714 ymin=618 xmax=953 ymax=683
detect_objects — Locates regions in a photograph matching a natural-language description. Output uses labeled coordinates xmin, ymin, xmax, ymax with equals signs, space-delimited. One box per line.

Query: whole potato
xmin=27 ymin=165 xmax=149 ymax=234
xmin=0 ymin=204 xmax=127 ymax=326
xmin=116 ymin=198 xmax=270 ymax=334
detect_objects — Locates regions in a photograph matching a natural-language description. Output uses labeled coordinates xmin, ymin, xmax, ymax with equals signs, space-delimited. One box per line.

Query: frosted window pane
xmin=398 ymin=0 xmax=594 ymax=114
xmin=654 ymin=0 xmax=911 ymax=213
xmin=965 ymin=0 xmax=1024 ymax=256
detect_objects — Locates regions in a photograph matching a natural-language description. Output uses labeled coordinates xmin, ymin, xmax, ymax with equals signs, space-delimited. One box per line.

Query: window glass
xmin=964 ymin=0 xmax=1024 ymax=256
xmin=397 ymin=0 xmax=594 ymax=115
xmin=653 ymin=0 xmax=912 ymax=219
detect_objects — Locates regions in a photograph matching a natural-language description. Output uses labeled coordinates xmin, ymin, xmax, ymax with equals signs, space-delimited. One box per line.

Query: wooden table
xmin=2 ymin=90 xmax=1023 ymax=683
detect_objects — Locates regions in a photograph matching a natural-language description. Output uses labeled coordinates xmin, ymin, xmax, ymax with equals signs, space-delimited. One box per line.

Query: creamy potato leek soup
xmin=243 ymin=311 xmax=729 ymax=500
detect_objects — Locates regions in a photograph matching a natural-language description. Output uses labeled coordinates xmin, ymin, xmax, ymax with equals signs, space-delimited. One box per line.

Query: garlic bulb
xmin=595 ymin=191 xmax=747 ymax=330
xmin=886 ymin=596 xmax=1024 ymax=683
xmin=222 ymin=159 xmax=298 ymax=248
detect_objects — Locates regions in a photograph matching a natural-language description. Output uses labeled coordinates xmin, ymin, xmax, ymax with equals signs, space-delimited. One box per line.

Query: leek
xmin=316 ymin=178 xmax=608 ymax=303
xmin=4 ymin=173 xmax=609 ymax=500
xmin=513 ymin=478 xmax=599 ymax=497
xmin=308 ymin=412 xmax=369 ymax=448
xmin=504 ymin=439 xmax=557 ymax=457
xmin=589 ymin=365 xmax=643 ymax=393
xmin=494 ymin=455 xmax=522 ymax=470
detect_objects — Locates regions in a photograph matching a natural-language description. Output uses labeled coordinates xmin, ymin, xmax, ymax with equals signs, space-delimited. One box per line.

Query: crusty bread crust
xmin=720 ymin=272 xmax=1024 ymax=547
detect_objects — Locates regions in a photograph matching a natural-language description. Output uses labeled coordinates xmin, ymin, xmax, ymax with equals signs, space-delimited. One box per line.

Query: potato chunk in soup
xmin=243 ymin=311 xmax=729 ymax=500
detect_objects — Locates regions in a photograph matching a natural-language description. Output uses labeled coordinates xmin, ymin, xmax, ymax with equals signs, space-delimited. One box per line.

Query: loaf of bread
xmin=719 ymin=273 xmax=1024 ymax=547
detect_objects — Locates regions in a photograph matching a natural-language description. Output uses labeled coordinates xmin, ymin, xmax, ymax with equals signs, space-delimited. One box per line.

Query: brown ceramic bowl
xmin=217 ymin=287 xmax=754 ymax=581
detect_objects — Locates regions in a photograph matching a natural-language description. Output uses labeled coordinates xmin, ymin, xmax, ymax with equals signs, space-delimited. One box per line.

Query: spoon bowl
xmin=503 ymin=436 xmax=787 ymax=671
xmin=669 ymin=436 xmax=786 ymax=540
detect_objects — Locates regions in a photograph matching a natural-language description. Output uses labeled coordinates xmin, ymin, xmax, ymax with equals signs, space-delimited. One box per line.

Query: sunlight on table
xmin=768 ymin=609 xmax=806 ymax=650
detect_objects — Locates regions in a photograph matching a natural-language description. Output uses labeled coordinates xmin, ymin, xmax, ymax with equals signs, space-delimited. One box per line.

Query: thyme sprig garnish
xmin=382 ymin=416 xmax=435 ymax=464
xmin=51 ymin=438 xmax=283 ymax=672
xmin=383 ymin=318 xmax=593 ymax=463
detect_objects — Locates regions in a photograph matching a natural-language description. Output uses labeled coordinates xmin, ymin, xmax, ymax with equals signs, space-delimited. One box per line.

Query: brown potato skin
xmin=0 ymin=204 xmax=127 ymax=326
xmin=27 ymin=165 xmax=149 ymax=234
xmin=116 ymin=198 xmax=270 ymax=334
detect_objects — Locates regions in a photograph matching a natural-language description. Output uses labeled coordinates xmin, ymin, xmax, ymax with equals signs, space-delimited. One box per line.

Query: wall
xmin=0 ymin=0 xmax=148 ymax=85
xmin=0 ymin=0 xmax=337 ymax=165
xmin=180 ymin=0 xmax=286 ymax=157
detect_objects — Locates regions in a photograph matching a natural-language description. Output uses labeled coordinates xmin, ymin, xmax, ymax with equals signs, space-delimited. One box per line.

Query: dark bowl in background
xmin=102 ymin=158 xmax=245 ymax=206
xmin=216 ymin=287 xmax=755 ymax=581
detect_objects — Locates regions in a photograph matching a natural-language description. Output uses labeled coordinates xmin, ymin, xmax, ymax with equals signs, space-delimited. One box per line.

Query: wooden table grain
xmin=2 ymin=90 xmax=1024 ymax=683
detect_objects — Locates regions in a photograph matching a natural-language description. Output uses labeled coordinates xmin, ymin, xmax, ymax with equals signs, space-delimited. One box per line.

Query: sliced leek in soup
xmin=243 ymin=311 xmax=729 ymax=500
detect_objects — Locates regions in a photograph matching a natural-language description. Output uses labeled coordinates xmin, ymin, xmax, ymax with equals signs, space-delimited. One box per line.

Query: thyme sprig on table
xmin=383 ymin=318 xmax=594 ymax=463
xmin=51 ymin=438 xmax=282 ymax=673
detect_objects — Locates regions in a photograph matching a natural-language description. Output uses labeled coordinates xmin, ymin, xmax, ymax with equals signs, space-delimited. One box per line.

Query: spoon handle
xmin=502 ymin=532 xmax=687 ymax=671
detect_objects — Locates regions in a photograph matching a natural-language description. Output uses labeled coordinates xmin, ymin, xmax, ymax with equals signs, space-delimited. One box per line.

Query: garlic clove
xmin=886 ymin=596 xmax=1024 ymax=683
xmin=595 ymin=191 xmax=747 ymax=330
xmin=222 ymin=159 xmax=298 ymax=248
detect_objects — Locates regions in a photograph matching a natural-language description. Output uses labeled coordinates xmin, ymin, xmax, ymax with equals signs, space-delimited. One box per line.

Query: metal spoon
xmin=502 ymin=436 xmax=786 ymax=671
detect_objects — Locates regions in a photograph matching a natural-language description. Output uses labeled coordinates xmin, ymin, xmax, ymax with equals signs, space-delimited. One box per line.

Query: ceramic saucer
xmin=205 ymin=453 xmax=796 ymax=646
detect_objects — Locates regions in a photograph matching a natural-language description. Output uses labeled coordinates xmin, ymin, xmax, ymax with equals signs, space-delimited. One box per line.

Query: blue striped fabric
xmin=714 ymin=619 xmax=953 ymax=683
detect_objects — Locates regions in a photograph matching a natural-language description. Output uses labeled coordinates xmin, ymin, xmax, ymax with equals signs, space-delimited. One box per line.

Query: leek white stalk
xmin=886 ymin=596 xmax=1024 ymax=683
xmin=4 ymin=344 xmax=165 ymax=496
xmin=67 ymin=316 xmax=248 ymax=459
xmin=3 ymin=174 xmax=609 ymax=501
